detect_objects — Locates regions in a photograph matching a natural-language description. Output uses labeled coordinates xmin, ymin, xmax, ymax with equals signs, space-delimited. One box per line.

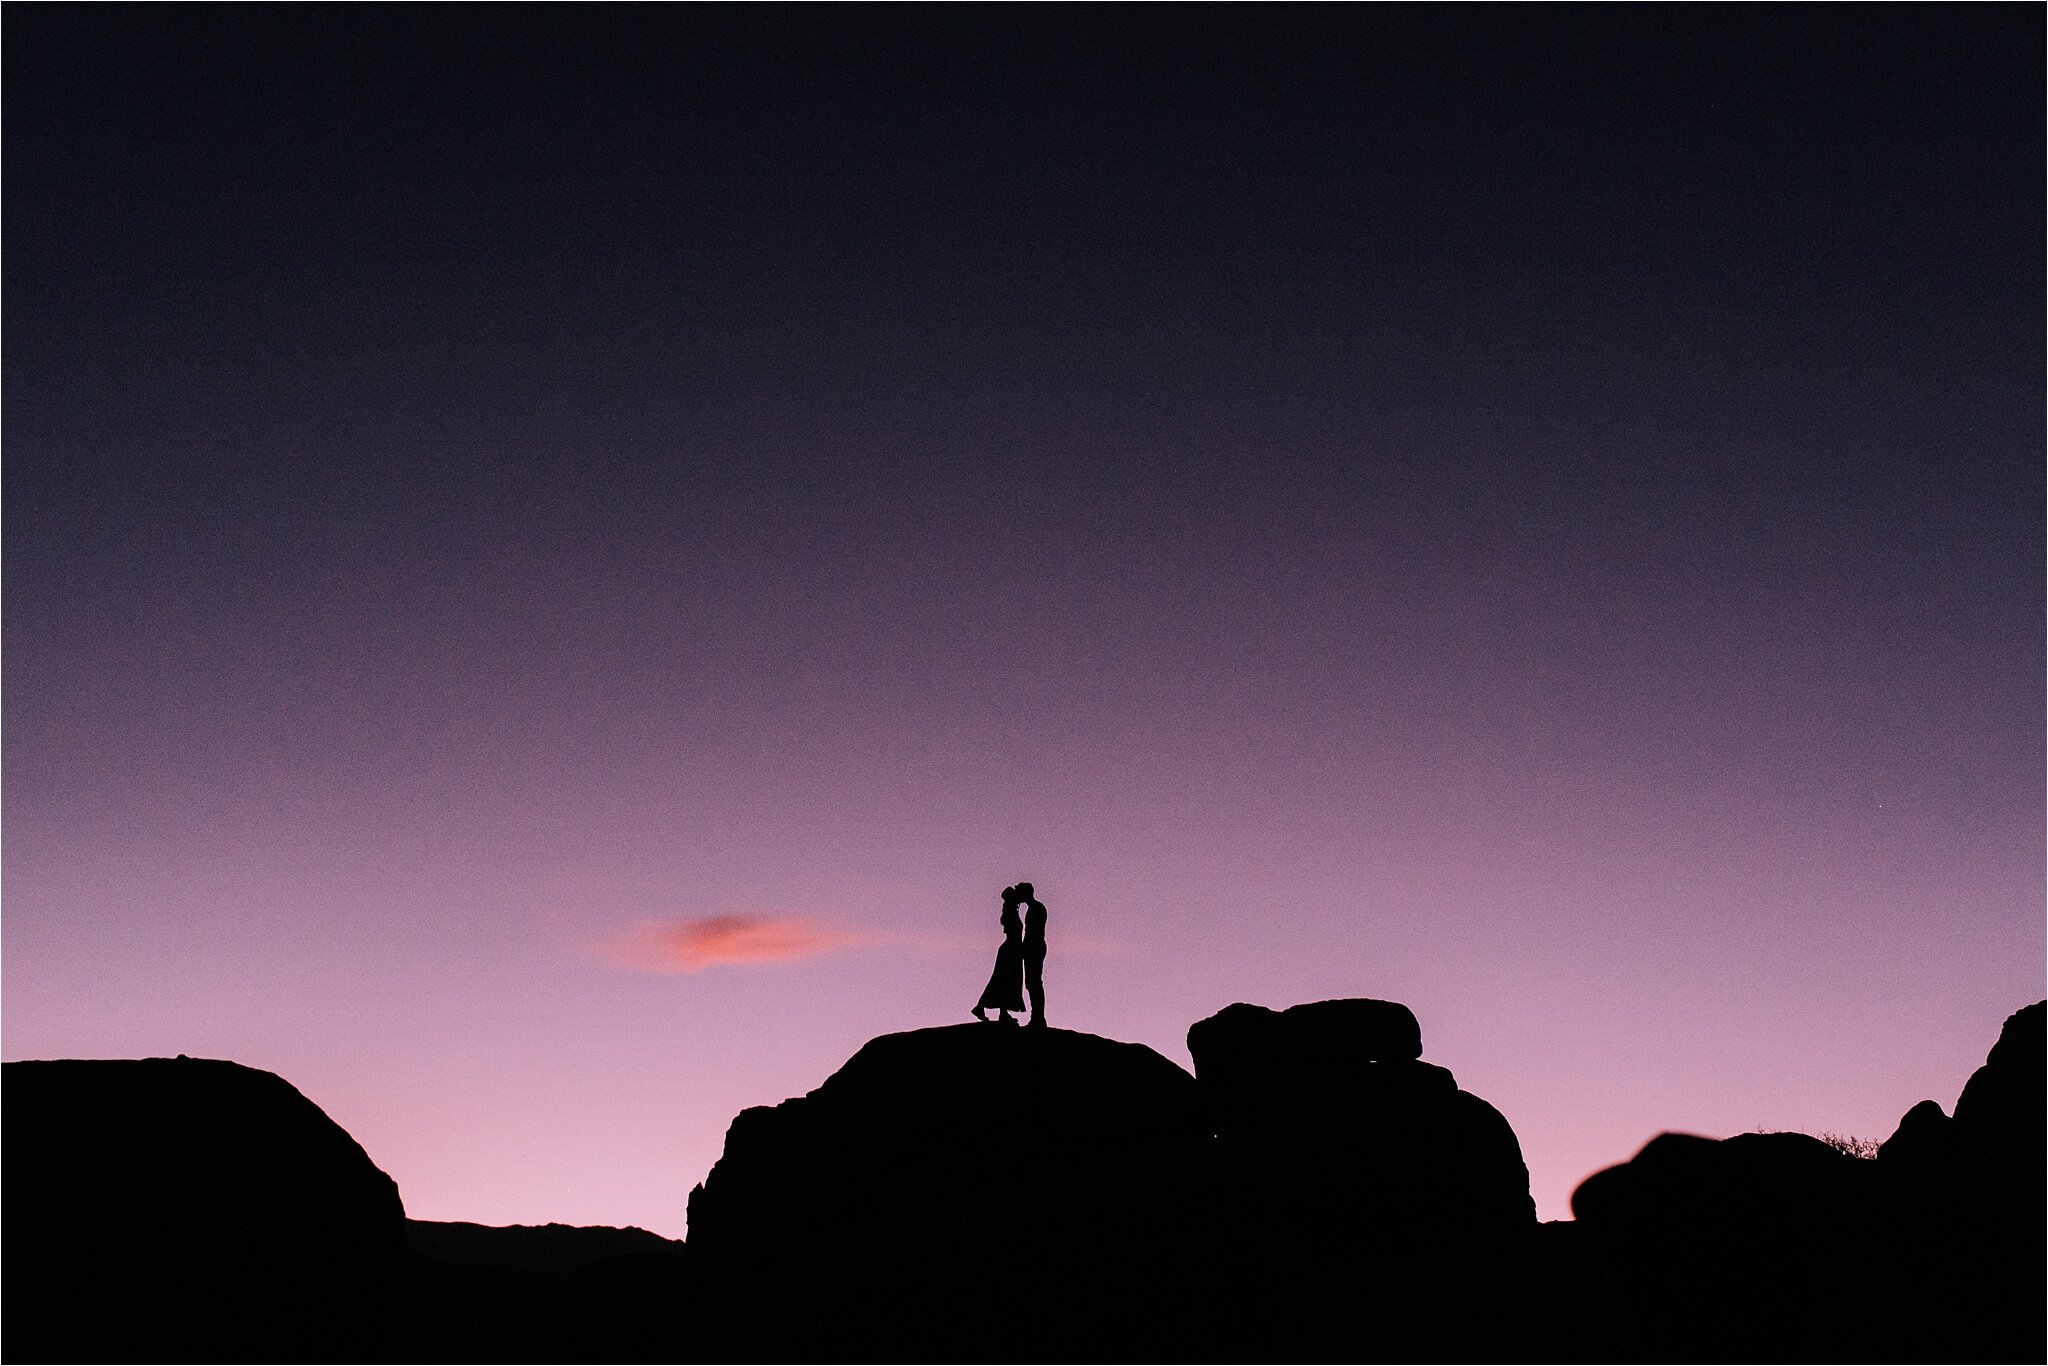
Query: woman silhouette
xmin=971 ymin=885 xmax=1027 ymax=1024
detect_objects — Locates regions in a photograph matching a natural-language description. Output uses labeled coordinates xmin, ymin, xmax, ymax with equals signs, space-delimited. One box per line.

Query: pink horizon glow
xmin=6 ymin=698 xmax=2039 ymax=1240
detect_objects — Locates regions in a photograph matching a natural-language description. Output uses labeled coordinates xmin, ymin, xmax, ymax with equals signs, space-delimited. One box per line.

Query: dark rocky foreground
xmin=3 ymin=1057 xmax=406 ymax=1362
xmin=5 ymin=1000 xmax=2041 ymax=1362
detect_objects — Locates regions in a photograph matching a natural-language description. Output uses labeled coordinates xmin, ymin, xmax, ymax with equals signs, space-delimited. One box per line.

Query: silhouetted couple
xmin=972 ymin=882 xmax=1047 ymax=1028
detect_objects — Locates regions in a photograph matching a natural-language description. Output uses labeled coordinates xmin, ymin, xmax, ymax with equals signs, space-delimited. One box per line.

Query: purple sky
xmin=5 ymin=9 xmax=2041 ymax=1236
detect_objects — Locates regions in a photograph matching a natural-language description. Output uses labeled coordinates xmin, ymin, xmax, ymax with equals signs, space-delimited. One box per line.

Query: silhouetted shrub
xmin=1750 ymin=1127 xmax=1880 ymax=1159
xmin=1816 ymin=1131 xmax=1880 ymax=1160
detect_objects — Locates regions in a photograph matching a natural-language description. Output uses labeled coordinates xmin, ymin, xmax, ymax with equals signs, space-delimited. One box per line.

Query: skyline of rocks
xmin=5 ymin=995 xmax=2040 ymax=1361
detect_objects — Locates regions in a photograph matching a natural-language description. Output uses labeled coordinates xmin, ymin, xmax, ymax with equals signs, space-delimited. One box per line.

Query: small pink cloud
xmin=598 ymin=915 xmax=870 ymax=974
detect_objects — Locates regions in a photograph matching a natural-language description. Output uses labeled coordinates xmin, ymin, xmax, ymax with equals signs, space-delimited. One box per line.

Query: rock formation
xmin=1187 ymin=996 xmax=1533 ymax=1232
xmin=687 ymin=1022 xmax=1203 ymax=1259
xmin=6 ymin=997 xmax=2036 ymax=1362
xmin=1950 ymin=999 xmax=2046 ymax=1180
xmin=678 ymin=999 xmax=1537 ymax=1359
xmin=3 ymin=1056 xmax=407 ymax=1363
xmin=408 ymin=1218 xmax=683 ymax=1275
xmin=1185 ymin=998 xmax=1537 ymax=1359
xmin=1872 ymin=998 xmax=2047 ymax=1364
xmin=1570 ymin=1130 xmax=1886 ymax=1359
xmin=685 ymin=1022 xmax=1209 ymax=1357
xmin=404 ymin=1221 xmax=689 ymax=1362
xmin=1572 ymin=999 xmax=2047 ymax=1364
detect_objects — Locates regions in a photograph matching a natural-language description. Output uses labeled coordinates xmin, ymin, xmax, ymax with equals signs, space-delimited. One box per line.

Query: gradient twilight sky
xmin=5 ymin=8 xmax=2042 ymax=1238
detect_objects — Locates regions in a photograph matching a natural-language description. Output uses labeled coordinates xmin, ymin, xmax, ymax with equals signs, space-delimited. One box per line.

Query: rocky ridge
xmin=4 ymin=997 xmax=2040 ymax=1362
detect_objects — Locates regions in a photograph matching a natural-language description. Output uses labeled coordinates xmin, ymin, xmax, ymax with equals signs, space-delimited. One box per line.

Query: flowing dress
xmin=975 ymin=906 xmax=1026 ymax=1012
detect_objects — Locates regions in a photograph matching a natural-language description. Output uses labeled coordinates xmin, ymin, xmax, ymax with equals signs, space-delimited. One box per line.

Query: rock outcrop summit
xmin=683 ymin=998 xmax=1537 ymax=1358
xmin=1572 ymin=998 xmax=2047 ymax=1363
xmin=4 ymin=996 xmax=2040 ymax=1362
xmin=688 ymin=1023 xmax=1202 ymax=1262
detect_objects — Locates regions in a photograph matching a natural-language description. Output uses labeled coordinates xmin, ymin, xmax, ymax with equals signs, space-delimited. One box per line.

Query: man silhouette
xmin=1020 ymin=885 xmax=1047 ymax=1028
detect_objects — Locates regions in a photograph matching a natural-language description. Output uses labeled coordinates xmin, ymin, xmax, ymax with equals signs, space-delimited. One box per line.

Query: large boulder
xmin=1877 ymin=1097 xmax=1953 ymax=1172
xmin=687 ymin=1023 xmax=1201 ymax=1258
xmin=1187 ymin=998 xmax=1421 ymax=1131
xmin=1951 ymin=999 xmax=2045 ymax=1178
xmin=3 ymin=1056 xmax=406 ymax=1363
xmin=685 ymin=1024 xmax=1210 ymax=1358
xmin=1879 ymin=1001 xmax=2047 ymax=1220
xmin=1873 ymin=1000 xmax=2047 ymax=1363
xmin=1186 ymin=997 xmax=1532 ymax=1233
xmin=1183 ymin=998 xmax=1536 ymax=1361
xmin=1570 ymin=1130 xmax=1885 ymax=1360
xmin=1576 ymin=1002 xmax=2048 ymax=1364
